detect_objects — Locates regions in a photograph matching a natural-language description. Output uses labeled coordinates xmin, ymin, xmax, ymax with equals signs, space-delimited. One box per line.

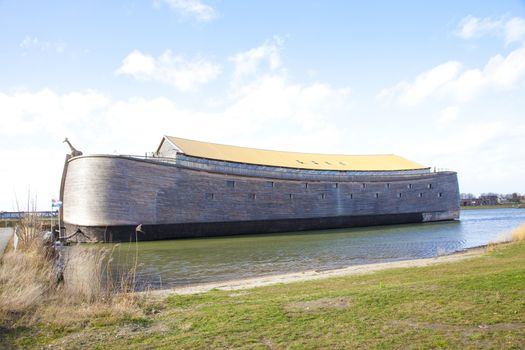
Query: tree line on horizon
xmin=460 ymin=192 xmax=524 ymax=203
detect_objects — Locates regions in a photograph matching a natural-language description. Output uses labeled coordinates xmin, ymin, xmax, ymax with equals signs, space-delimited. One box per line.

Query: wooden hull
xmin=62 ymin=155 xmax=460 ymax=242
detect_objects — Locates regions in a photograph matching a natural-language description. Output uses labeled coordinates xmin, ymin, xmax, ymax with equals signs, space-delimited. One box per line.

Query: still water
xmin=110 ymin=208 xmax=525 ymax=288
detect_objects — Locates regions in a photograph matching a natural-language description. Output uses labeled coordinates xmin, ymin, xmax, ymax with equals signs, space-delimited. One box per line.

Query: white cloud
xmin=505 ymin=17 xmax=525 ymax=44
xmin=155 ymin=0 xmax=218 ymax=21
xmin=406 ymin=121 xmax=507 ymax=158
xmin=223 ymin=75 xmax=351 ymax=135
xmin=455 ymin=15 xmax=525 ymax=44
xmin=377 ymin=61 xmax=462 ymax=106
xmin=456 ymin=15 xmax=502 ymax=40
xmin=115 ymin=49 xmax=221 ymax=91
xmin=0 ymin=89 xmax=110 ymax=137
xmin=398 ymin=120 xmax=525 ymax=195
xmin=437 ymin=106 xmax=459 ymax=126
xmin=0 ymin=73 xmax=353 ymax=210
xmin=378 ymin=45 xmax=525 ymax=106
xmin=230 ymin=37 xmax=284 ymax=83
xmin=19 ymin=35 xmax=67 ymax=53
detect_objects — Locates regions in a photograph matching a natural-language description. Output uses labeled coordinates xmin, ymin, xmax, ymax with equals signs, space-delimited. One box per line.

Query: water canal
xmin=109 ymin=208 xmax=525 ymax=288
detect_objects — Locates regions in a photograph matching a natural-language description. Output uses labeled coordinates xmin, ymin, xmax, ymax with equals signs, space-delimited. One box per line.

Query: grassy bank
xmin=2 ymin=235 xmax=524 ymax=348
xmin=460 ymin=204 xmax=521 ymax=210
xmin=0 ymin=218 xmax=55 ymax=229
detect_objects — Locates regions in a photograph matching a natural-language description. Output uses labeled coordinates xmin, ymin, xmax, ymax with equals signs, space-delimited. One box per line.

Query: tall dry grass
xmin=0 ymin=213 xmax=141 ymax=327
xmin=0 ymin=232 xmax=55 ymax=318
xmin=511 ymin=223 xmax=525 ymax=242
xmin=61 ymin=244 xmax=139 ymax=303
xmin=15 ymin=211 xmax=45 ymax=250
xmin=62 ymin=245 xmax=111 ymax=303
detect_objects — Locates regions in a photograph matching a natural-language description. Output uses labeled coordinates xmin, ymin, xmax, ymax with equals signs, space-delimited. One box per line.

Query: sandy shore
xmin=154 ymin=246 xmax=487 ymax=296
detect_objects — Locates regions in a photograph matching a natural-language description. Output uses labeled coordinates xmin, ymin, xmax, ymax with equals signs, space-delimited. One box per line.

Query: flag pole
xmin=57 ymin=206 xmax=60 ymax=240
xmin=51 ymin=200 xmax=54 ymax=236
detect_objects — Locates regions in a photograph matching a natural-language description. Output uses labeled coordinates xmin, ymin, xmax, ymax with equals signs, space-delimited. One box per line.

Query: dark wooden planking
xmin=62 ymin=155 xmax=459 ymax=242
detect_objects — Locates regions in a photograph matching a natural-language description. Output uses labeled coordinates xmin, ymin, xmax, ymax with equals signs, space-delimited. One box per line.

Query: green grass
xmin=460 ymin=204 xmax=520 ymax=210
xmin=0 ymin=220 xmax=18 ymax=228
xmin=0 ymin=218 xmax=55 ymax=229
xmin=2 ymin=242 xmax=525 ymax=349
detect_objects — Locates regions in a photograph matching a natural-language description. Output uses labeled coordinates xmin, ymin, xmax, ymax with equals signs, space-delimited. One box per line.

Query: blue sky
xmin=1 ymin=0 xmax=525 ymax=210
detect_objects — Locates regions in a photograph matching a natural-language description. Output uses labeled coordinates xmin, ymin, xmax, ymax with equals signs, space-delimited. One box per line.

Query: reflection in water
xmin=108 ymin=209 xmax=525 ymax=288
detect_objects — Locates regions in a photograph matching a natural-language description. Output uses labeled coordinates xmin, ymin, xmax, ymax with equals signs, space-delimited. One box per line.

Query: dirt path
xmin=153 ymin=246 xmax=487 ymax=296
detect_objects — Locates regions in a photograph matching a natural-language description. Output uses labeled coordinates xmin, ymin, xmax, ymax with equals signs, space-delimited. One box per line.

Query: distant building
xmin=461 ymin=195 xmax=499 ymax=206
xmin=478 ymin=195 xmax=499 ymax=206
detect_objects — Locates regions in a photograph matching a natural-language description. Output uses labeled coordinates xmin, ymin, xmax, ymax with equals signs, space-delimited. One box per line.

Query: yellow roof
xmin=164 ymin=136 xmax=428 ymax=171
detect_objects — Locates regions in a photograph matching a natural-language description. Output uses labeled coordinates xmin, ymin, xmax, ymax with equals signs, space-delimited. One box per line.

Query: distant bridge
xmin=0 ymin=211 xmax=58 ymax=220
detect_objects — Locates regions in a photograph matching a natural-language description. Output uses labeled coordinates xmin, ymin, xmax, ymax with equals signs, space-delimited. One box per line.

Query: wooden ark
xmin=61 ymin=136 xmax=460 ymax=242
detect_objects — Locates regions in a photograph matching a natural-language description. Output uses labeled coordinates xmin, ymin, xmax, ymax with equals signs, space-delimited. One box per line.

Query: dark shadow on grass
xmin=0 ymin=324 xmax=33 ymax=349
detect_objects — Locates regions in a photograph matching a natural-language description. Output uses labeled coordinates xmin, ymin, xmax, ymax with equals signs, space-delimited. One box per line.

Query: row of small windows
xmin=226 ymin=180 xmax=433 ymax=191
xmin=295 ymin=160 xmax=348 ymax=166
xmin=206 ymin=192 xmax=444 ymax=200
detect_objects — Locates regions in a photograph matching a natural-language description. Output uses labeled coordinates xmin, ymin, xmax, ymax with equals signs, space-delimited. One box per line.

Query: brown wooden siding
xmin=63 ymin=155 xmax=459 ymax=232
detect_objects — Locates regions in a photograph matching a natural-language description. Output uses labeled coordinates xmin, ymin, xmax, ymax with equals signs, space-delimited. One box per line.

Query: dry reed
xmin=0 ymin=235 xmax=55 ymax=318
xmin=510 ymin=223 xmax=525 ymax=242
xmin=62 ymin=245 xmax=111 ymax=303
xmin=61 ymin=243 xmax=139 ymax=304
xmin=15 ymin=212 xmax=44 ymax=250
xmin=0 ymin=212 xmax=141 ymax=327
